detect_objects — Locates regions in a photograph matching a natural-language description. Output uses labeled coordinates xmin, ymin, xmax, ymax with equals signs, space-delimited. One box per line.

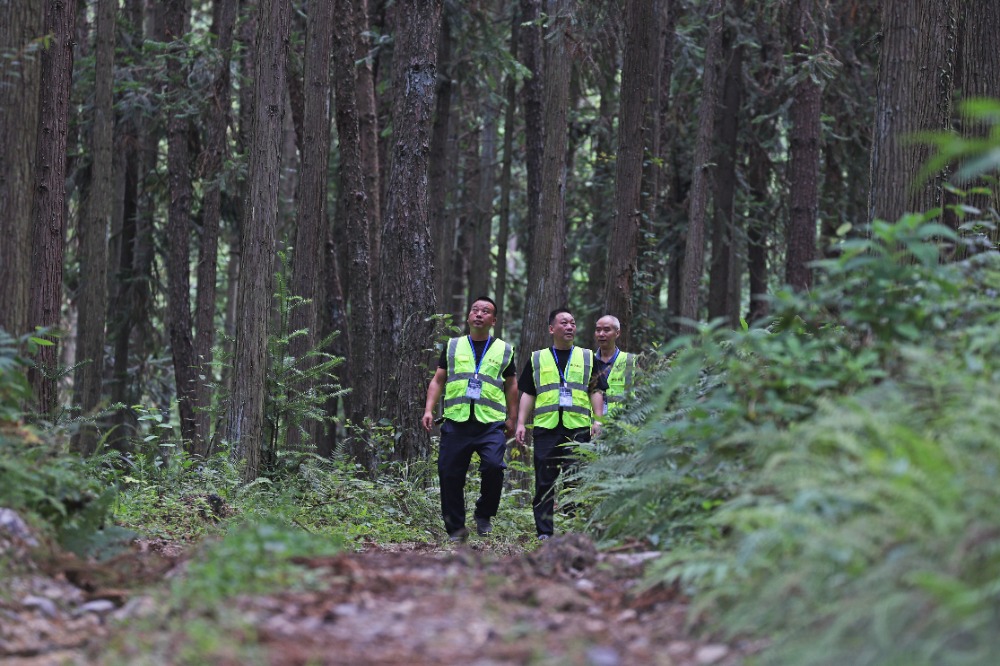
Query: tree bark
xmin=376 ymin=0 xmax=443 ymax=463
xmin=518 ymin=0 xmax=543 ymax=254
xmin=429 ymin=12 xmax=455 ymax=312
xmin=286 ymin=0 xmax=334 ymax=452
xmin=72 ymin=0 xmax=115 ymax=454
xmin=469 ymin=84 xmax=499 ymax=304
xmin=227 ymin=0 xmax=291 ymax=481
xmin=868 ymin=0 xmax=958 ymax=224
xmin=333 ymin=0 xmax=376 ymax=462
xmin=494 ymin=5 xmax=520 ymax=340
xmin=679 ymin=0 xmax=724 ymax=326
xmin=604 ymin=0 xmax=656 ymax=348
xmin=354 ymin=0 xmax=382 ymax=279
xmin=0 ymin=2 xmax=43 ymax=337
xmin=29 ymin=0 xmax=78 ymax=417
xmin=519 ymin=0 xmax=575 ymax=366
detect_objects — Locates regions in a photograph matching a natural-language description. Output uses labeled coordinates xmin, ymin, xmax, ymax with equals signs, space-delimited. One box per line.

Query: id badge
xmin=465 ymin=378 xmax=483 ymax=399
xmin=558 ymin=386 xmax=573 ymax=407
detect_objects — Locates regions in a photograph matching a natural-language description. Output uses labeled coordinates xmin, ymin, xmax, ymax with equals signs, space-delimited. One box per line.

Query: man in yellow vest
xmin=422 ymin=296 xmax=518 ymax=542
xmin=590 ymin=314 xmax=638 ymax=437
xmin=515 ymin=307 xmax=601 ymax=540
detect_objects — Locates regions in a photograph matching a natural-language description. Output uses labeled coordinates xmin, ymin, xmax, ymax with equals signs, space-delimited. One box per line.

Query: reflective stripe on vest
xmin=605 ymin=352 xmax=636 ymax=416
xmin=532 ymin=347 xmax=592 ymax=429
xmin=442 ymin=336 xmax=513 ymax=422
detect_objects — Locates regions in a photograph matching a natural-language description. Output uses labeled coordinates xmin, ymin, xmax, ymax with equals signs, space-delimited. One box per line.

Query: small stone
xmin=575 ymin=578 xmax=596 ymax=592
xmin=695 ymin=644 xmax=729 ymax=664
xmin=0 ymin=508 xmax=38 ymax=546
xmin=586 ymin=645 xmax=620 ymax=666
xmin=22 ymin=595 xmax=59 ymax=618
xmin=79 ymin=599 xmax=117 ymax=615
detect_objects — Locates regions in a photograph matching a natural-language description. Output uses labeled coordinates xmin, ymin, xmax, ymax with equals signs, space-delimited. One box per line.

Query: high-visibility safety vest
xmin=442 ymin=336 xmax=514 ymax=423
xmin=603 ymin=351 xmax=637 ymax=416
xmin=531 ymin=347 xmax=593 ymax=430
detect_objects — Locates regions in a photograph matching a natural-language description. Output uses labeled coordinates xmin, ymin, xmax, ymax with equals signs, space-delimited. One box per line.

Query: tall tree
xmin=191 ymin=0 xmax=239 ymax=455
xmin=604 ymin=0 xmax=656 ymax=347
xmin=287 ymin=0 xmax=334 ymax=451
xmin=785 ymin=0 xmax=827 ymax=292
xmin=429 ymin=11 xmax=456 ymax=311
xmin=72 ymin=0 xmax=115 ymax=454
xmin=376 ymin=0 xmax=443 ymax=463
xmin=868 ymin=0 xmax=958 ymax=224
xmin=494 ymin=4 xmax=521 ymax=339
xmin=0 ymin=2 xmax=43 ymax=337
xmin=226 ymin=0 xmax=291 ymax=481
xmin=354 ymin=0 xmax=382 ymax=278
xmin=29 ymin=0 xmax=78 ymax=416
xmin=163 ymin=0 xmax=202 ymax=450
xmin=518 ymin=0 xmax=544 ymax=254
xmin=679 ymin=0 xmax=724 ymax=325
xmin=520 ymin=0 xmax=575 ymax=364
xmin=333 ymin=0 xmax=376 ymax=457
xmin=707 ymin=0 xmax=744 ymax=326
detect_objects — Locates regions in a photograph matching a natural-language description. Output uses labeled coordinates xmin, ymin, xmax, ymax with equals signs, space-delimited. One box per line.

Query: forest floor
xmin=2 ymin=527 xmax=758 ymax=665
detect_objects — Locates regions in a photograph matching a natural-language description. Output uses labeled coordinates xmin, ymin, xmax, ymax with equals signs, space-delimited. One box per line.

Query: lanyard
xmin=550 ymin=346 xmax=574 ymax=386
xmin=469 ymin=335 xmax=491 ymax=378
xmin=598 ymin=348 xmax=620 ymax=379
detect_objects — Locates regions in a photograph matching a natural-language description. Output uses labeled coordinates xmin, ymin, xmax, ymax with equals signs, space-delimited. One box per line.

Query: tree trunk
xmin=354 ymin=0 xmax=382 ymax=279
xmin=286 ymin=0 xmax=334 ymax=452
xmin=376 ymin=0 xmax=443 ymax=464
xmin=163 ymin=0 xmax=202 ymax=450
xmin=333 ymin=0 xmax=376 ymax=462
xmin=72 ymin=0 xmax=115 ymax=454
xmin=604 ymin=0 xmax=656 ymax=348
xmin=519 ymin=0 xmax=575 ymax=366
xmin=868 ymin=0 xmax=958 ymax=224
xmin=429 ymin=12 xmax=455 ymax=311
xmin=227 ymin=0 xmax=291 ymax=482
xmin=494 ymin=5 xmax=520 ymax=340
xmin=518 ymin=0 xmax=543 ymax=254
xmin=469 ymin=86 xmax=499 ymax=304
xmin=0 ymin=2 xmax=43 ymax=337
xmin=708 ymin=0 xmax=743 ymax=325
xmin=189 ymin=0 xmax=239 ymax=456
xmin=29 ymin=0 xmax=78 ymax=417
xmin=785 ymin=0 xmax=825 ymax=292
xmin=747 ymin=140 xmax=772 ymax=324
xmin=679 ymin=0 xmax=724 ymax=326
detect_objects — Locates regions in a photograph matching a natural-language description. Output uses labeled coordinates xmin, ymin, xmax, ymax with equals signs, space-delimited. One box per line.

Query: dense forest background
xmin=1 ymin=0 xmax=998 ymax=481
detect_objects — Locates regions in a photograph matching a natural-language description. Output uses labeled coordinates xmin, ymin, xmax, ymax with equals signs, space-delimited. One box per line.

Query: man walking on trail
xmin=590 ymin=314 xmax=638 ymax=436
xmin=422 ymin=297 xmax=518 ymax=542
xmin=515 ymin=308 xmax=601 ymax=540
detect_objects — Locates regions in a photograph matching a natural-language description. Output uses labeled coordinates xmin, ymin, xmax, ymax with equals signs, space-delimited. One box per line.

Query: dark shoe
xmin=448 ymin=527 xmax=469 ymax=543
xmin=537 ymin=534 xmax=551 ymax=541
xmin=474 ymin=514 xmax=493 ymax=537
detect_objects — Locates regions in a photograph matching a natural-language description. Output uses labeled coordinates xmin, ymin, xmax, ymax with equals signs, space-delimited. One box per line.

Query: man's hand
xmin=591 ymin=420 xmax=602 ymax=439
xmin=421 ymin=411 xmax=434 ymax=432
xmin=504 ymin=418 xmax=515 ymax=438
xmin=515 ymin=423 xmax=527 ymax=445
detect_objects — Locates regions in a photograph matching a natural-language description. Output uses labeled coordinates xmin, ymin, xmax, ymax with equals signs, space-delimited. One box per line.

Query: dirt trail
xmin=2 ymin=532 xmax=751 ymax=665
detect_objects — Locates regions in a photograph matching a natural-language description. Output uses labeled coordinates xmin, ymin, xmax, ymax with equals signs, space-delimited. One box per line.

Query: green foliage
xmin=577 ymin=207 xmax=1000 ymax=661
xmin=0 ymin=328 xmax=34 ymax=421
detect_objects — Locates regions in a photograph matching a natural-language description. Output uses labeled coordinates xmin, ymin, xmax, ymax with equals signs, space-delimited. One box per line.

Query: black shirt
xmin=518 ymin=347 xmax=599 ymax=436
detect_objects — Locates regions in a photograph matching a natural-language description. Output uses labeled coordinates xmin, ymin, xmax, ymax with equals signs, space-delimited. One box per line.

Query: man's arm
xmin=515 ymin=392 xmax=535 ymax=445
xmin=590 ymin=391 xmax=605 ymax=438
xmin=421 ymin=367 xmax=448 ymax=432
xmin=503 ymin=376 xmax=518 ymax=437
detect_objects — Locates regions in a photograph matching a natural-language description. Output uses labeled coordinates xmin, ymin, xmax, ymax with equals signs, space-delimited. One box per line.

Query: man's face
xmin=467 ymin=301 xmax=496 ymax=330
xmin=549 ymin=312 xmax=577 ymax=344
xmin=594 ymin=317 xmax=620 ymax=349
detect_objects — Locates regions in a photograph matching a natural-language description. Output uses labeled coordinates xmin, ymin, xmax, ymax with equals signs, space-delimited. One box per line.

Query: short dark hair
xmin=472 ymin=295 xmax=498 ymax=315
xmin=548 ymin=307 xmax=572 ymax=325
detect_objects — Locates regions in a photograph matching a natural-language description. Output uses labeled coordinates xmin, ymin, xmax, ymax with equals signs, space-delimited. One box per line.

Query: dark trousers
xmin=437 ymin=419 xmax=507 ymax=536
xmin=532 ymin=427 xmax=589 ymax=537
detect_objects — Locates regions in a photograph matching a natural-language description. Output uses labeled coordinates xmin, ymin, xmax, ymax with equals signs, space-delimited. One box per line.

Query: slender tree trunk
xmin=456 ymin=113 xmax=482 ymax=314
xmin=227 ymin=0 xmax=291 ymax=482
xmin=518 ymin=0 xmax=543 ymax=254
xmin=785 ymin=0 xmax=825 ymax=292
xmin=604 ymin=0 xmax=656 ymax=347
xmin=29 ymin=0 xmax=78 ymax=417
xmin=679 ymin=0 xmax=724 ymax=325
xmin=519 ymin=0 xmax=575 ymax=364
xmin=747 ymin=141 xmax=772 ymax=323
xmin=494 ymin=5 xmax=520 ymax=340
xmin=469 ymin=87 xmax=499 ymax=303
xmin=0 ymin=2 xmax=43 ymax=337
xmin=354 ymin=0 xmax=382 ymax=278
xmin=72 ymin=0 xmax=115 ymax=454
xmin=334 ymin=0 xmax=376 ymax=462
xmin=429 ymin=13 xmax=455 ymax=310
xmin=376 ymin=0 xmax=442 ymax=463
xmin=708 ymin=1 xmax=743 ymax=325
xmin=286 ymin=0 xmax=334 ymax=452
xmin=868 ymin=0 xmax=958 ymax=224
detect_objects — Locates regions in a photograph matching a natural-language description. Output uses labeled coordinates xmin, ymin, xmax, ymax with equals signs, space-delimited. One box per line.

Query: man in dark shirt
xmin=515 ymin=308 xmax=601 ymax=539
xmin=422 ymin=297 xmax=518 ymax=542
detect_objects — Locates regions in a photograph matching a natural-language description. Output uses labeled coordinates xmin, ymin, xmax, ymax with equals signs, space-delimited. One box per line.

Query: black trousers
xmin=532 ymin=427 xmax=589 ymax=537
xmin=437 ymin=419 xmax=507 ymax=536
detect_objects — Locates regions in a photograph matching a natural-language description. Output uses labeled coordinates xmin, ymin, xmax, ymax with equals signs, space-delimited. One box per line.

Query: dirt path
xmin=2 ymin=533 xmax=750 ymax=665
